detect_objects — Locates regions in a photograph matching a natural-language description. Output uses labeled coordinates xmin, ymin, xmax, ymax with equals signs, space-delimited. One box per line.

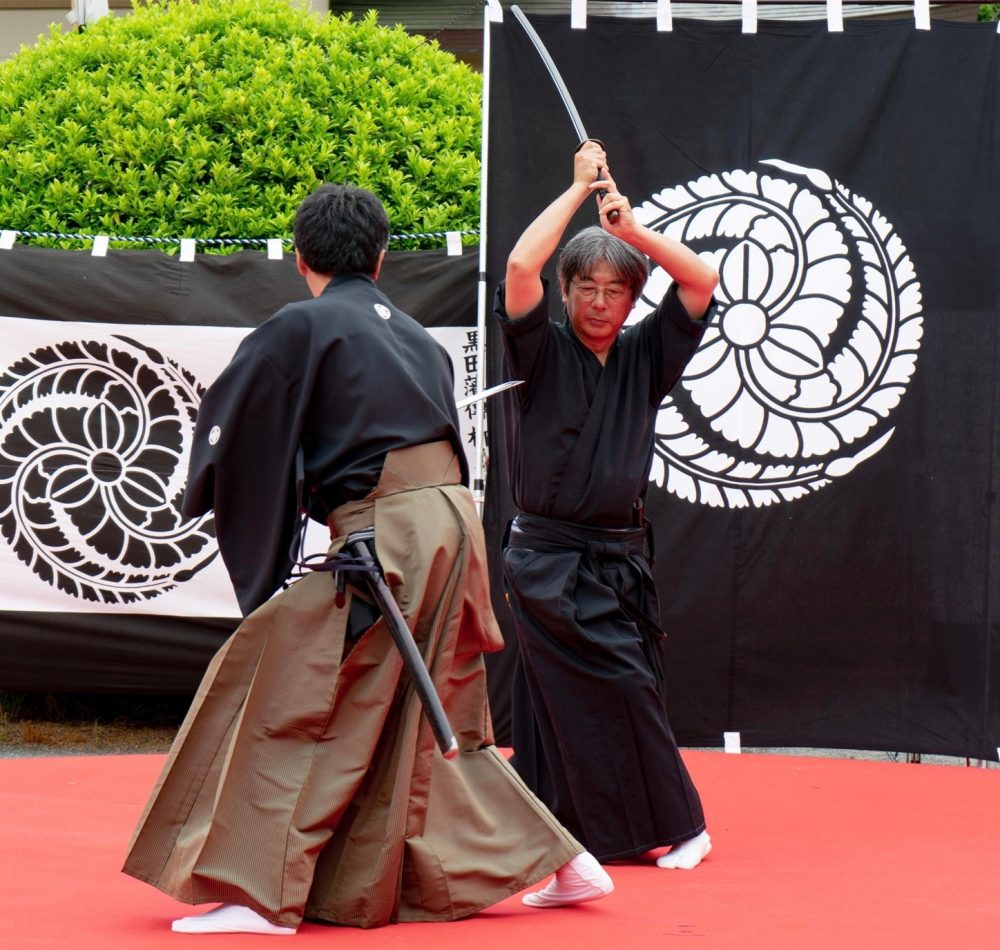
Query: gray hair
xmin=557 ymin=226 xmax=649 ymax=303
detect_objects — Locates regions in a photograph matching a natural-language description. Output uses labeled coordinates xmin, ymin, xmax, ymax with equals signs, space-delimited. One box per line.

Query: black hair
xmin=293 ymin=183 xmax=390 ymax=276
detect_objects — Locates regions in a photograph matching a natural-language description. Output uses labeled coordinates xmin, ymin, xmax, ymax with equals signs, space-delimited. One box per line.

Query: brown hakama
xmin=123 ymin=442 xmax=580 ymax=929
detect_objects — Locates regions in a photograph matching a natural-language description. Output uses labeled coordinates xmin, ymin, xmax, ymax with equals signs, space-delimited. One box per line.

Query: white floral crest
xmin=629 ymin=161 xmax=923 ymax=508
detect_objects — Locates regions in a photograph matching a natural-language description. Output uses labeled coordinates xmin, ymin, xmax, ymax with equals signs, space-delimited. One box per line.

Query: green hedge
xmin=0 ymin=0 xmax=482 ymax=249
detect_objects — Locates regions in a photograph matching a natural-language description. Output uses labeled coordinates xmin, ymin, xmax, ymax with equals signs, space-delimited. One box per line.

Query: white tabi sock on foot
xmin=522 ymin=851 xmax=614 ymax=908
xmin=171 ymin=904 xmax=297 ymax=935
xmin=656 ymin=830 xmax=712 ymax=870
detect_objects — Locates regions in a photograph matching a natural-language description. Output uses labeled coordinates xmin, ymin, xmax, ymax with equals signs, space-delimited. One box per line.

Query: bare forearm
xmin=585 ymin=164 xmax=719 ymax=321
xmin=624 ymin=225 xmax=719 ymax=319
xmin=504 ymin=141 xmax=609 ymax=319
xmin=508 ymin=183 xmax=590 ymax=273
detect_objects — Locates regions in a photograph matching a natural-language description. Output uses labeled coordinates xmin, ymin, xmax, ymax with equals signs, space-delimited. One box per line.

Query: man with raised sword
xmin=495 ymin=141 xmax=719 ymax=878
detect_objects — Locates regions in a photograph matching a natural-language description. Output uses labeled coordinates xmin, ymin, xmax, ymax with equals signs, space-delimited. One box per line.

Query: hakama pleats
xmin=504 ymin=532 xmax=705 ymax=862
xmin=124 ymin=444 xmax=580 ymax=928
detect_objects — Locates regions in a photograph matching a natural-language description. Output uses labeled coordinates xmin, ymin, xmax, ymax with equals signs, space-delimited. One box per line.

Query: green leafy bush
xmin=0 ymin=0 xmax=482 ymax=249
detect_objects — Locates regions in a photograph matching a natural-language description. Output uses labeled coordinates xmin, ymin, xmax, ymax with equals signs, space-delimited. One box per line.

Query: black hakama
xmin=495 ymin=280 xmax=714 ymax=860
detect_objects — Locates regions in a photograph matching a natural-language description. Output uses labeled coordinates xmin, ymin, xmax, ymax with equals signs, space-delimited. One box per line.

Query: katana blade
xmin=509 ymin=5 xmax=588 ymax=144
xmin=508 ymin=6 xmax=618 ymax=223
xmin=455 ymin=379 xmax=524 ymax=410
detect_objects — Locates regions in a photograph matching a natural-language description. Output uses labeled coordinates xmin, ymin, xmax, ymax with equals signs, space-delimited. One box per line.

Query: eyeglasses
xmin=570 ymin=280 xmax=629 ymax=304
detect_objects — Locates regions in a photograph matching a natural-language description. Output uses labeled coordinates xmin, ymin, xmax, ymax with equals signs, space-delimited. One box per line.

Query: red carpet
xmin=2 ymin=750 xmax=997 ymax=949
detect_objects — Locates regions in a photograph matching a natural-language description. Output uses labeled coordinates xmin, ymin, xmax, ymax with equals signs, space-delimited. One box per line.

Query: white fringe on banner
xmin=0 ymin=228 xmax=475 ymax=253
xmin=657 ymin=0 xmax=673 ymax=32
xmin=572 ymin=0 xmax=586 ymax=30
xmin=742 ymin=0 xmax=758 ymax=34
xmin=914 ymin=0 xmax=930 ymax=30
xmin=486 ymin=0 xmax=503 ymax=23
xmin=827 ymin=0 xmax=844 ymax=33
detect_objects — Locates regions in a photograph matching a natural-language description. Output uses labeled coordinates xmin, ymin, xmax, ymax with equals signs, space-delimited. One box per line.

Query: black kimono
xmin=182 ymin=273 xmax=467 ymax=615
xmin=495 ymin=278 xmax=713 ymax=861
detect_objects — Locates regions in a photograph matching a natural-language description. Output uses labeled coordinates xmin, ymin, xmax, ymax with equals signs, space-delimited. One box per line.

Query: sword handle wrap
xmin=575 ymin=139 xmax=619 ymax=224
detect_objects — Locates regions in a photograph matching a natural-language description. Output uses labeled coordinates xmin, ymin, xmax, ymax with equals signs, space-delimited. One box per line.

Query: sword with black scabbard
xmin=294 ymin=525 xmax=460 ymax=761
xmin=339 ymin=527 xmax=460 ymax=759
xmin=289 ymin=382 xmax=523 ymax=761
xmin=289 ymin=457 xmax=457 ymax=759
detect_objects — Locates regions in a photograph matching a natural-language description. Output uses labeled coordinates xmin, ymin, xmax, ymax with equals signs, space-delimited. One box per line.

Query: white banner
xmin=0 ymin=316 xmax=477 ymax=618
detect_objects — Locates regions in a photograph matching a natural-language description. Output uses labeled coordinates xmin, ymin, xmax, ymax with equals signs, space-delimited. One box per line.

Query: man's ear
xmin=372 ymin=247 xmax=387 ymax=281
xmin=295 ymin=250 xmax=308 ymax=278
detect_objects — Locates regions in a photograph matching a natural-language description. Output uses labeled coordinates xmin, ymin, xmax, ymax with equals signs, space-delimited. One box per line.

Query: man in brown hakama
xmin=123 ymin=184 xmax=612 ymax=934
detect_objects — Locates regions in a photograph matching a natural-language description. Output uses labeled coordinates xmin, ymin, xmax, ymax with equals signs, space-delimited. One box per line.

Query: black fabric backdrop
xmin=0 ymin=244 xmax=477 ymax=694
xmin=483 ymin=15 xmax=1000 ymax=757
xmin=2 ymin=18 xmax=998 ymax=759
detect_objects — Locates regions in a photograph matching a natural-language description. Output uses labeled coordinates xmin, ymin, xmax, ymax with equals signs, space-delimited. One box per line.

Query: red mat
xmin=2 ymin=750 xmax=997 ymax=949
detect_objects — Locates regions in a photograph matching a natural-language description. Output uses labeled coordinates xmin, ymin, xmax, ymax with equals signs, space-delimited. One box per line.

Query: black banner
xmin=0 ymin=243 xmax=478 ymax=694
xmin=484 ymin=15 xmax=1000 ymax=757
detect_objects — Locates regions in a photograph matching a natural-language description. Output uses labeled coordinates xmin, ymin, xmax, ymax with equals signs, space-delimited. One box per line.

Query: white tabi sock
xmin=656 ymin=830 xmax=712 ymax=870
xmin=522 ymin=850 xmax=614 ymax=908
xmin=171 ymin=904 xmax=297 ymax=935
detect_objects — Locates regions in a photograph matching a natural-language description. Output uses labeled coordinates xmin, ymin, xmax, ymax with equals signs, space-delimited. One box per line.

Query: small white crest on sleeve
xmin=208 ymin=425 xmax=222 ymax=446
xmin=374 ymin=304 xmax=391 ymax=320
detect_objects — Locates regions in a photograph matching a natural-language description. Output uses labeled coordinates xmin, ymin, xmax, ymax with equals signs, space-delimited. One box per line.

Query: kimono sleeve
xmin=633 ymin=284 xmax=716 ymax=405
xmin=182 ymin=333 xmax=303 ymax=616
xmin=493 ymin=278 xmax=554 ymax=407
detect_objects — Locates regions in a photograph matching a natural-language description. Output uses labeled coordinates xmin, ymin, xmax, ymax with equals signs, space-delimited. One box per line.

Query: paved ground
xmin=698 ymin=746 xmax=994 ymax=768
xmin=0 ymin=692 xmax=186 ymax=757
xmin=1 ymin=730 xmax=992 ymax=767
xmin=0 ymin=723 xmax=177 ymax=758
xmin=0 ymin=694 xmax=993 ymax=766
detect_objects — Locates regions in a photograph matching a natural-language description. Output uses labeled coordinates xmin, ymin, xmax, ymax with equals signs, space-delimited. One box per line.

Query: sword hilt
xmin=575 ymin=139 xmax=619 ymax=224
